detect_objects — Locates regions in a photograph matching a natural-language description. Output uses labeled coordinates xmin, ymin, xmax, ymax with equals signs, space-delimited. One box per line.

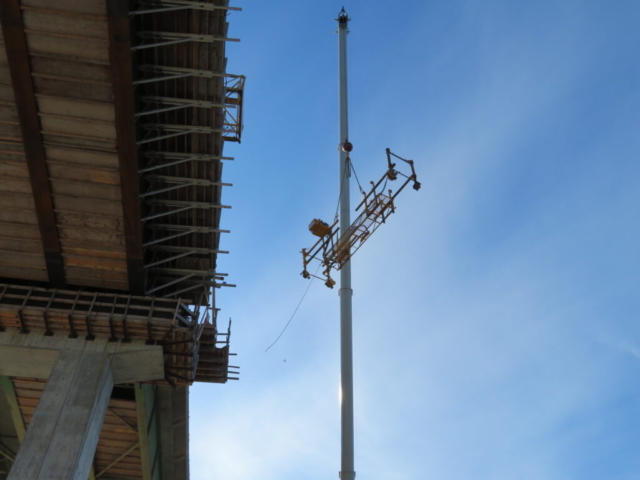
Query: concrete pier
xmin=8 ymin=340 xmax=113 ymax=480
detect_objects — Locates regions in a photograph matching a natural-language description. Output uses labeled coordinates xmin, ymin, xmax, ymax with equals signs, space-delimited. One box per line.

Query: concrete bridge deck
xmin=0 ymin=0 xmax=243 ymax=478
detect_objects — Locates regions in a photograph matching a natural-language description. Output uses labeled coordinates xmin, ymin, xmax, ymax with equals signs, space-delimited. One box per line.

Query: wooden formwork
xmin=0 ymin=283 xmax=231 ymax=385
xmin=0 ymin=0 xmax=243 ymax=305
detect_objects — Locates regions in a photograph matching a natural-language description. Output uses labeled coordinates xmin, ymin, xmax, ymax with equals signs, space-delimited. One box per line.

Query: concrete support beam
xmin=172 ymin=387 xmax=189 ymax=478
xmin=0 ymin=329 xmax=164 ymax=383
xmin=0 ymin=377 xmax=25 ymax=443
xmin=157 ymin=387 xmax=174 ymax=480
xmin=135 ymin=384 xmax=161 ymax=480
xmin=156 ymin=385 xmax=189 ymax=480
xmin=8 ymin=341 xmax=113 ymax=480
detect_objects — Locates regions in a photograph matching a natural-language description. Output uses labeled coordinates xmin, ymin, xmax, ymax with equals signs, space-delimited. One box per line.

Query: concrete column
xmin=8 ymin=340 xmax=114 ymax=480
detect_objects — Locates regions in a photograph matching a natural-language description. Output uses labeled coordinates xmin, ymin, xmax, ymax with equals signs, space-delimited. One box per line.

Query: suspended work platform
xmin=302 ymin=149 xmax=420 ymax=287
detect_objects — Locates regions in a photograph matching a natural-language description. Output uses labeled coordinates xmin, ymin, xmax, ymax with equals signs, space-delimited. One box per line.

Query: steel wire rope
xmin=265 ymin=264 xmax=321 ymax=353
xmin=349 ymin=158 xmax=365 ymax=194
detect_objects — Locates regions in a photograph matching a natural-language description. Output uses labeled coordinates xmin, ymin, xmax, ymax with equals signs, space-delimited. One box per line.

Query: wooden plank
xmin=0 ymin=103 xmax=18 ymax=122
xmin=0 ymin=191 xmax=35 ymax=209
xmin=64 ymin=277 xmax=128 ymax=291
xmin=0 ymin=221 xmax=41 ymax=240
xmin=62 ymin=254 xmax=127 ymax=274
xmin=21 ymin=0 xmax=107 ymax=16
xmin=41 ymin=133 xmax=116 ymax=152
xmin=94 ymin=456 xmax=141 ymax=470
xmin=50 ymin=178 xmax=122 ymax=201
xmin=96 ymin=436 xmax=142 ymax=448
xmin=47 ymin=162 xmax=120 ymax=184
xmin=39 ymin=114 xmax=116 ymax=139
xmin=0 ymin=158 xmax=28 ymax=177
xmin=98 ymin=467 xmax=143 ymax=478
xmin=22 ymin=9 xmax=108 ymax=39
xmin=25 ymin=31 xmax=109 ymax=62
xmin=30 ymin=55 xmax=112 ymax=83
xmin=36 ymin=95 xmax=114 ymax=121
xmin=56 ymin=211 xmax=123 ymax=230
xmin=32 ymin=76 xmax=113 ymax=102
xmin=0 ymin=237 xmax=43 ymax=254
xmin=0 ymin=206 xmax=38 ymax=224
xmin=94 ymin=420 xmax=137 ymax=432
xmin=53 ymin=195 xmax=122 ymax=216
xmin=94 ymin=450 xmax=141 ymax=464
xmin=0 ymin=174 xmax=30 ymax=192
xmin=0 ymin=120 xmax=21 ymax=138
xmin=107 ymin=0 xmax=145 ymax=295
xmin=45 ymin=145 xmax=118 ymax=168
xmin=60 ymin=244 xmax=127 ymax=261
xmin=64 ymin=271 xmax=128 ymax=289
xmin=0 ymin=251 xmax=46 ymax=269
xmin=11 ymin=379 xmax=46 ymax=390
xmin=0 ymin=0 xmax=64 ymax=287
xmin=0 ymin=265 xmax=48 ymax=281
xmin=64 ymin=266 xmax=128 ymax=281
xmin=12 ymin=387 xmax=42 ymax=399
xmin=0 ymin=82 xmax=15 ymax=102
xmin=94 ymin=454 xmax=140 ymax=466
xmin=58 ymin=226 xmax=124 ymax=246
xmin=95 ymin=428 xmax=139 ymax=441
xmin=98 ymin=475 xmax=143 ymax=480
xmin=0 ymin=140 xmax=23 ymax=154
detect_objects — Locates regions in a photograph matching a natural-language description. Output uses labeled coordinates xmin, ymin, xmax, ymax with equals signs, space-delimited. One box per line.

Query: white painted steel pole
xmin=337 ymin=8 xmax=355 ymax=480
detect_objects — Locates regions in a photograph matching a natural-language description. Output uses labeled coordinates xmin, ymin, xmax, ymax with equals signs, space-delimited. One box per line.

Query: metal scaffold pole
xmin=337 ymin=7 xmax=355 ymax=480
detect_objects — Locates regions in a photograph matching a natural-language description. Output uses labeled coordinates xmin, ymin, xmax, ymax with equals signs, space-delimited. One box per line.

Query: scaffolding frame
xmin=129 ymin=0 xmax=243 ymax=305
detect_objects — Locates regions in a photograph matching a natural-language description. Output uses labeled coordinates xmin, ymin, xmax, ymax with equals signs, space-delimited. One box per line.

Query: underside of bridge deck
xmin=0 ymin=0 xmax=243 ymax=477
xmin=0 ymin=0 xmax=242 ymax=306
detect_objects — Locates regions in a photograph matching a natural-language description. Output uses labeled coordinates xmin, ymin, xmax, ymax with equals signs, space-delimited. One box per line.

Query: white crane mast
xmin=337 ymin=7 xmax=355 ymax=480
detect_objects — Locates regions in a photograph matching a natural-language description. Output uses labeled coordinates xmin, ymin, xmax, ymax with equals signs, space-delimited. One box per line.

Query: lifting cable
xmin=334 ymin=155 xmax=367 ymax=221
xmin=350 ymin=159 xmax=365 ymax=195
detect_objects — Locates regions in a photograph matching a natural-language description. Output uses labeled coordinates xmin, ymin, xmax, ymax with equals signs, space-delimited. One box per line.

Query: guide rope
xmin=265 ymin=264 xmax=321 ymax=353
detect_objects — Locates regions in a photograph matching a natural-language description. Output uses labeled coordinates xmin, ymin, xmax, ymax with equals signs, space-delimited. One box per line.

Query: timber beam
xmin=106 ymin=0 xmax=146 ymax=295
xmin=0 ymin=0 xmax=65 ymax=288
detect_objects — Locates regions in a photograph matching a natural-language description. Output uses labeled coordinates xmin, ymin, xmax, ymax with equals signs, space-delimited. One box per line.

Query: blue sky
xmin=190 ymin=2 xmax=640 ymax=479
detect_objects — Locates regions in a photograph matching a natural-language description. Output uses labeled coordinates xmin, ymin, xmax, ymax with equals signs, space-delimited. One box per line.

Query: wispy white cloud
xmin=191 ymin=361 xmax=339 ymax=480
